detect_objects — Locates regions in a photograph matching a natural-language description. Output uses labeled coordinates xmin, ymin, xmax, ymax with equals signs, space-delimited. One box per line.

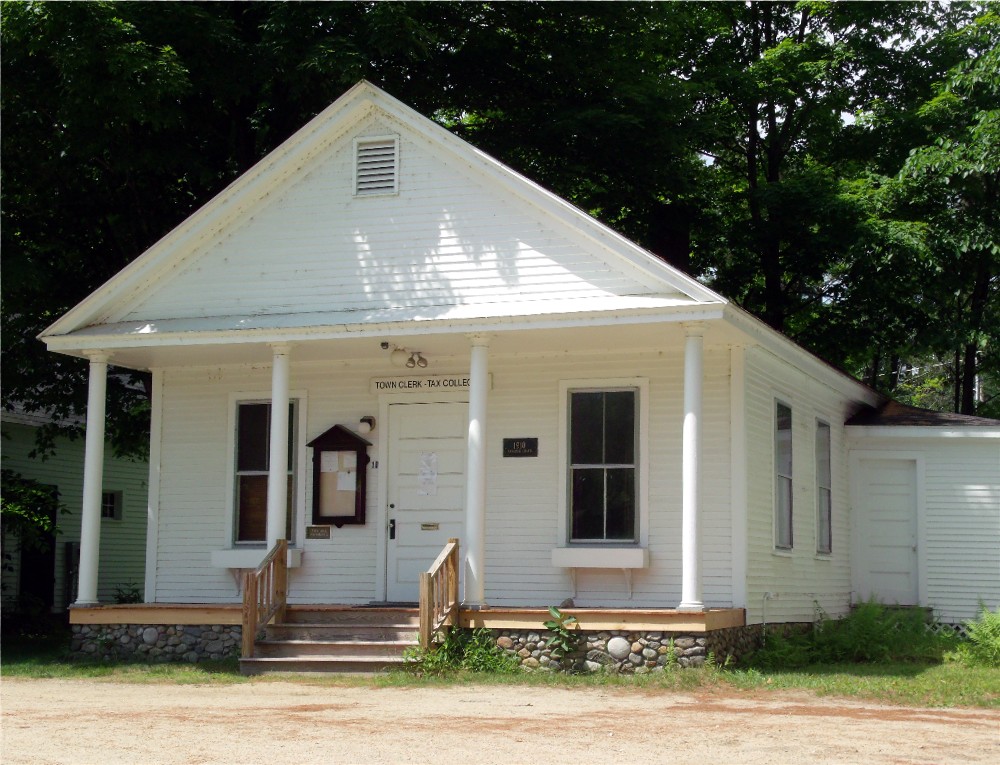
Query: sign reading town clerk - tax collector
xmin=370 ymin=374 xmax=492 ymax=395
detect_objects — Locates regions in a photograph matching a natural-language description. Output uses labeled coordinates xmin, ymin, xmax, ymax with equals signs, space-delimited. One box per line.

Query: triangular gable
xmin=42 ymin=81 xmax=724 ymax=343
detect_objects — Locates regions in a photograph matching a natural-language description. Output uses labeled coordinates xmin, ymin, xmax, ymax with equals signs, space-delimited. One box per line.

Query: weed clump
xmin=749 ymin=601 xmax=957 ymax=668
xmin=403 ymin=628 xmax=520 ymax=675
xmin=951 ymin=605 xmax=1000 ymax=668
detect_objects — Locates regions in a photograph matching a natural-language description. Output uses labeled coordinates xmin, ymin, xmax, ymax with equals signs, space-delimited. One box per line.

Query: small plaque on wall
xmin=503 ymin=438 xmax=538 ymax=458
xmin=306 ymin=526 xmax=331 ymax=540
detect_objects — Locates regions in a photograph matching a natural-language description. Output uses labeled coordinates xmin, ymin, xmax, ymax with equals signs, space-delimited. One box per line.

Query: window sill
xmin=771 ymin=548 xmax=794 ymax=558
xmin=551 ymin=547 xmax=649 ymax=569
xmin=211 ymin=548 xmax=303 ymax=569
xmin=551 ymin=547 xmax=648 ymax=599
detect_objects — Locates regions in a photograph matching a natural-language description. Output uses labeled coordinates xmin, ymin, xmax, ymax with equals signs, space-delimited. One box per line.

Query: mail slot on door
xmin=420 ymin=522 xmax=440 ymax=531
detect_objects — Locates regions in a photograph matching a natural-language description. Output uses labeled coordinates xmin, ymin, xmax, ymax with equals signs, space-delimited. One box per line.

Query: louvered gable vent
xmin=354 ymin=135 xmax=398 ymax=196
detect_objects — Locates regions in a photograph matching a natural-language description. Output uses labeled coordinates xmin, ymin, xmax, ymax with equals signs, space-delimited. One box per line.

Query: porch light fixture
xmin=406 ymin=352 xmax=427 ymax=369
xmin=358 ymin=416 xmax=376 ymax=434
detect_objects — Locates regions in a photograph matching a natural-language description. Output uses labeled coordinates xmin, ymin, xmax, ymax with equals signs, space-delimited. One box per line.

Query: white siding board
xmin=150 ymin=344 xmax=734 ymax=608
xmin=117 ymin=114 xmax=688 ymax=326
xmin=848 ymin=436 xmax=999 ymax=623
xmin=744 ymin=346 xmax=855 ymax=624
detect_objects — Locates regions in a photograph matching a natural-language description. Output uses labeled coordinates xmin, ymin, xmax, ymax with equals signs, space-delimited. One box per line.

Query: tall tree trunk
xmin=960 ymin=249 xmax=992 ymax=414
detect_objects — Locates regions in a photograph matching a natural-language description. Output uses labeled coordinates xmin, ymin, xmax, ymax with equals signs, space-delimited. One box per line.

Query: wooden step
xmin=240 ymin=655 xmax=413 ymax=675
xmin=241 ymin=606 xmax=423 ymax=675
xmin=283 ymin=606 xmax=419 ymax=626
xmin=265 ymin=623 xmax=419 ymax=642
xmin=253 ymin=639 xmax=416 ymax=659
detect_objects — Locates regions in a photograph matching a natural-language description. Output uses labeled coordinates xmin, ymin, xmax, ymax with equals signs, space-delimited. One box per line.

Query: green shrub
xmin=403 ymin=628 xmax=520 ymax=675
xmin=812 ymin=601 xmax=953 ymax=664
xmin=113 ymin=581 xmax=143 ymax=604
xmin=748 ymin=601 xmax=956 ymax=669
xmin=748 ymin=629 xmax=813 ymax=669
xmin=953 ymin=605 xmax=1000 ymax=668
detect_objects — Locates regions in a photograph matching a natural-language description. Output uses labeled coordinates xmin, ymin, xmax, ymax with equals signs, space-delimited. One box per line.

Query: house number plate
xmin=503 ymin=438 xmax=538 ymax=458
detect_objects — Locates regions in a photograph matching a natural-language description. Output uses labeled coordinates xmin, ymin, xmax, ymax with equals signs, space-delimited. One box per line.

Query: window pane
xmin=237 ymin=404 xmax=269 ymax=472
xmin=570 ymin=392 xmax=604 ymax=464
xmin=818 ymin=487 xmax=832 ymax=553
xmin=571 ymin=468 xmax=604 ymax=539
xmin=776 ymin=403 xmax=792 ymax=476
xmin=603 ymin=391 xmax=635 ymax=464
xmin=776 ymin=475 xmax=793 ymax=548
xmin=237 ymin=475 xmax=268 ymax=542
xmin=816 ymin=421 xmax=831 ymax=486
xmin=605 ymin=468 xmax=636 ymax=540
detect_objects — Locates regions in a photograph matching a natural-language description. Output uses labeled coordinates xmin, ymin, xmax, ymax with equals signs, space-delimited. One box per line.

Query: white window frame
xmin=353 ymin=134 xmax=399 ymax=197
xmin=774 ymin=399 xmax=793 ymax=550
xmin=558 ymin=378 xmax=649 ymax=548
xmin=815 ymin=419 xmax=832 ymax=554
xmin=100 ymin=490 xmax=123 ymax=521
xmin=225 ymin=391 xmax=308 ymax=548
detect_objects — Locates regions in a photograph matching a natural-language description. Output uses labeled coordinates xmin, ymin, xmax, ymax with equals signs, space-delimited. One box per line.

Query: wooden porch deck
xmin=69 ymin=603 xmax=745 ymax=632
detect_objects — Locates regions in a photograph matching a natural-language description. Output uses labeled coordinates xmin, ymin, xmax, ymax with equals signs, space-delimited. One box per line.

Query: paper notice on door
xmin=418 ymin=452 xmax=438 ymax=496
xmin=337 ymin=470 xmax=356 ymax=491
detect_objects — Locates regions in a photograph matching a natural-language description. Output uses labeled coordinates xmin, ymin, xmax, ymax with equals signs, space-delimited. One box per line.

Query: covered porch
xmin=61 ymin=313 xmax=751 ymax=618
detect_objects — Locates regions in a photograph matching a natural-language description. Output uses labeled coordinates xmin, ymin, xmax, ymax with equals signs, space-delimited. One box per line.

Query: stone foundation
xmin=491 ymin=623 xmax=769 ymax=672
xmin=70 ymin=623 xmax=241 ymax=662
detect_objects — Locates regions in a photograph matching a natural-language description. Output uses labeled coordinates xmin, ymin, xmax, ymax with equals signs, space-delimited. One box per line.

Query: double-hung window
xmin=234 ymin=401 xmax=296 ymax=544
xmin=568 ymin=389 xmax=638 ymax=543
xmin=816 ymin=420 xmax=832 ymax=554
xmin=101 ymin=490 xmax=123 ymax=521
xmin=774 ymin=401 xmax=793 ymax=549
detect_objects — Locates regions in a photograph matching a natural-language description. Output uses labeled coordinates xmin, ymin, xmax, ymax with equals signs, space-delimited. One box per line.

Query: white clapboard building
xmin=40 ymin=82 xmax=998 ymax=669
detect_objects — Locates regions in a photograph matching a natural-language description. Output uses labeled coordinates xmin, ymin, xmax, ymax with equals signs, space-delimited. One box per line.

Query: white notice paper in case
xmin=418 ymin=452 xmax=438 ymax=496
xmin=320 ymin=452 xmax=339 ymax=473
xmin=337 ymin=470 xmax=357 ymax=491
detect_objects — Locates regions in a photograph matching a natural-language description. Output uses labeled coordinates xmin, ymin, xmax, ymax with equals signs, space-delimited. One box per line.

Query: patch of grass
xmin=725 ymin=662 xmax=1000 ymax=708
xmin=1 ymin=624 xmax=245 ymax=684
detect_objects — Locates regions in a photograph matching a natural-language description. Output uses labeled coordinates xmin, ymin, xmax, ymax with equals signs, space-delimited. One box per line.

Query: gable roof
xmin=41 ymin=81 xmax=724 ymax=352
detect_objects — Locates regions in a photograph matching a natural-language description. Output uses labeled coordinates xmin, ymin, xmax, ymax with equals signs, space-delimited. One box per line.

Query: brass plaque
xmin=306 ymin=525 xmax=331 ymax=540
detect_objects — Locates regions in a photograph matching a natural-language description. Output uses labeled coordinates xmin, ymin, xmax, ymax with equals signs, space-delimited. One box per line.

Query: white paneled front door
xmin=385 ymin=402 xmax=467 ymax=602
xmin=856 ymin=458 xmax=919 ymax=605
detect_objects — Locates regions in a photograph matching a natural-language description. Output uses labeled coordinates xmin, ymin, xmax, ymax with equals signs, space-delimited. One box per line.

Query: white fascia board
xmin=847 ymin=426 xmax=1000 ymax=440
xmin=40 ymin=84 xmax=378 ymax=340
xmin=43 ymin=303 xmax=728 ymax=355
xmin=721 ymin=303 xmax=880 ymax=405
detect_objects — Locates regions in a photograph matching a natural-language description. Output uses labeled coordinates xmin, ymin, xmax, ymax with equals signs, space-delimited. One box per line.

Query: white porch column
xmin=679 ymin=324 xmax=705 ymax=611
xmin=75 ymin=352 xmax=110 ymax=606
xmin=266 ymin=343 xmax=292 ymax=548
xmin=464 ymin=334 xmax=490 ymax=606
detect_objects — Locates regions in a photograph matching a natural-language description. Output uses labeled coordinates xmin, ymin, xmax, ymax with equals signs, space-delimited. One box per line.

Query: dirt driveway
xmin=2 ymin=678 xmax=997 ymax=764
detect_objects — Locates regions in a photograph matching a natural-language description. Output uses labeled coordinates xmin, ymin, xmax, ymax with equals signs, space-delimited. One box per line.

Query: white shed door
xmin=386 ymin=402 xmax=466 ymax=602
xmin=857 ymin=458 xmax=919 ymax=605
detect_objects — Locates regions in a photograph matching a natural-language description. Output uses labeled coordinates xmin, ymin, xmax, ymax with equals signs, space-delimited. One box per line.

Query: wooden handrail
xmin=241 ymin=539 xmax=288 ymax=659
xmin=419 ymin=538 xmax=460 ymax=649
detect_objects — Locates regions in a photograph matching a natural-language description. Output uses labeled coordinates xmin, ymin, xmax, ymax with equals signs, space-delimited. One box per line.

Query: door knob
xmin=389 ymin=518 xmax=396 ymax=540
